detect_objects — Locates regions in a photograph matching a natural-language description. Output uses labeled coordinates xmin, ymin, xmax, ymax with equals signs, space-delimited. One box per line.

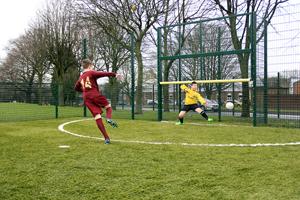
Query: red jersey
xmin=75 ymin=70 xmax=116 ymax=99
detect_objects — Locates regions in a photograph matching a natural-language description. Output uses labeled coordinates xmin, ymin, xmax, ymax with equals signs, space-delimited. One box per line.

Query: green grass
xmin=1 ymin=102 xmax=299 ymax=128
xmin=0 ymin=102 xmax=245 ymax=123
xmin=1 ymin=118 xmax=300 ymax=199
xmin=69 ymin=119 xmax=300 ymax=144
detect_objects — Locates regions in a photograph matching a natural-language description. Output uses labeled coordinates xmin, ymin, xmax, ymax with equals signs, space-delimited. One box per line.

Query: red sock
xmin=106 ymin=107 xmax=112 ymax=119
xmin=96 ymin=118 xmax=110 ymax=140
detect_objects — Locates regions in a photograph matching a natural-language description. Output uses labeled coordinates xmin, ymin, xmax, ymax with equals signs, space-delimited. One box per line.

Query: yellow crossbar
xmin=160 ymin=78 xmax=251 ymax=85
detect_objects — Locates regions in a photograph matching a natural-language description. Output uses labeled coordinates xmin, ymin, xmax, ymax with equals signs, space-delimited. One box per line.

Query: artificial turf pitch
xmin=1 ymin=118 xmax=300 ymax=199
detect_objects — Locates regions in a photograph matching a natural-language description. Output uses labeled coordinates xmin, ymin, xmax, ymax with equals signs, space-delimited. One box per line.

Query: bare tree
xmin=21 ymin=24 xmax=51 ymax=104
xmin=0 ymin=47 xmax=22 ymax=83
xmin=40 ymin=0 xmax=81 ymax=105
xmin=183 ymin=24 xmax=239 ymax=98
xmin=150 ymin=0 xmax=211 ymax=111
xmin=2 ymin=37 xmax=36 ymax=102
xmin=211 ymin=0 xmax=288 ymax=117
xmin=93 ymin=28 xmax=131 ymax=110
xmin=76 ymin=0 xmax=167 ymax=114
xmin=118 ymin=61 xmax=137 ymax=106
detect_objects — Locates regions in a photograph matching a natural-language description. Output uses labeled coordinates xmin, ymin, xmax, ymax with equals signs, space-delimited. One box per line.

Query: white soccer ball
xmin=226 ymin=102 xmax=234 ymax=110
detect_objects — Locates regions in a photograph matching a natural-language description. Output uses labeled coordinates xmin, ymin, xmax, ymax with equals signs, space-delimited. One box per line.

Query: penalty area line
xmin=58 ymin=118 xmax=300 ymax=147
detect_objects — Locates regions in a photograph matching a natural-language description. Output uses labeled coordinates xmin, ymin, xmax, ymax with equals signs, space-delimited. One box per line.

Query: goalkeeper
xmin=176 ymin=81 xmax=213 ymax=125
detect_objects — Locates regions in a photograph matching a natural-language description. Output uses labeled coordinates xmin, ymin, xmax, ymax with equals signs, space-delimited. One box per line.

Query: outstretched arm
xmin=92 ymin=71 xmax=116 ymax=79
xmin=180 ymin=85 xmax=190 ymax=92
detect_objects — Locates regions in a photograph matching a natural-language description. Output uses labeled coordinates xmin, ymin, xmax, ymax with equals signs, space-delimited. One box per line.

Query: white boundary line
xmin=58 ymin=118 xmax=300 ymax=147
xmin=161 ymin=121 xmax=246 ymax=127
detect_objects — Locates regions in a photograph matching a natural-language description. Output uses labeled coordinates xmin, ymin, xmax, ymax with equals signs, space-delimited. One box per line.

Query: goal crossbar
xmin=160 ymin=78 xmax=251 ymax=85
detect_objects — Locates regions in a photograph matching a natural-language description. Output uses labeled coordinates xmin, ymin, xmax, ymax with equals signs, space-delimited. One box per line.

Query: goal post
xmin=160 ymin=78 xmax=251 ymax=85
xmin=156 ymin=12 xmax=262 ymax=126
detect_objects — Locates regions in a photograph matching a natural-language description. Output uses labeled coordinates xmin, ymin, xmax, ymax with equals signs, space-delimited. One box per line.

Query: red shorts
xmin=84 ymin=95 xmax=109 ymax=117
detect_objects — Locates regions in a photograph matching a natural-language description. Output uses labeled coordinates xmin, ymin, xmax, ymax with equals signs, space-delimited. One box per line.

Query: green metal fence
xmin=1 ymin=10 xmax=299 ymax=128
xmin=256 ymin=71 xmax=300 ymax=128
xmin=255 ymin=3 xmax=300 ymax=128
xmin=0 ymin=82 xmax=84 ymax=121
xmin=0 ymin=81 xmax=133 ymax=122
xmin=156 ymin=13 xmax=259 ymax=126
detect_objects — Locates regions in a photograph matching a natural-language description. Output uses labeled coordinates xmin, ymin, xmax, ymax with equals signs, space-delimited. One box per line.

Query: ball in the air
xmin=226 ymin=102 xmax=234 ymax=110
xmin=131 ymin=4 xmax=137 ymax=12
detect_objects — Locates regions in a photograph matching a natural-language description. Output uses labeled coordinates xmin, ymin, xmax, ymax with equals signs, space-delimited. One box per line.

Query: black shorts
xmin=181 ymin=104 xmax=201 ymax=112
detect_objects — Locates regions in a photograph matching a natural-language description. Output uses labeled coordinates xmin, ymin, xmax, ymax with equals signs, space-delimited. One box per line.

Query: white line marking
xmin=161 ymin=121 xmax=246 ymax=127
xmin=59 ymin=145 xmax=70 ymax=148
xmin=58 ymin=119 xmax=300 ymax=147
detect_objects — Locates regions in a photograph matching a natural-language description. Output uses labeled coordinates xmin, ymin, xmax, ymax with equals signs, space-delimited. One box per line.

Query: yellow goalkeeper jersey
xmin=180 ymin=85 xmax=206 ymax=105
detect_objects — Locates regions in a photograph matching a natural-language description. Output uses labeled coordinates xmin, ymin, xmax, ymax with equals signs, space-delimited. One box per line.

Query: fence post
xmin=131 ymin=32 xmax=135 ymax=120
xmin=55 ymin=84 xmax=58 ymax=119
xmin=83 ymin=38 xmax=87 ymax=117
xmin=122 ymin=90 xmax=124 ymax=110
xmin=152 ymin=84 xmax=155 ymax=111
xmin=173 ymin=84 xmax=176 ymax=112
xmin=157 ymin=28 xmax=162 ymax=121
xmin=199 ymin=22 xmax=204 ymax=82
xmin=232 ymin=79 xmax=235 ymax=116
xmin=263 ymin=20 xmax=268 ymax=124
xmin=217 ymin=27 xmax=221 ymax=122
xmin=178 ymin=26 xmax=182 ymax=113
xmin=251 ymin=12 xmax=257 ymax=127
xmin=277 ymin=72 xmax=280 ymax=119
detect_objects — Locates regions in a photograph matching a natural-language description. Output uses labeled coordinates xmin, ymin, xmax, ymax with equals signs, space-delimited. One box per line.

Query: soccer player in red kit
xmin=75 ymin=59 xmax=120 ymax=144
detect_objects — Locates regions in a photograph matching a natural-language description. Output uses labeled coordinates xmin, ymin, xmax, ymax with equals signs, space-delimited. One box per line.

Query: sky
xmin=266 ymin=0 xmax=300 ymax=75
xmin=0 ymin=0 xmax=46 ymax=59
